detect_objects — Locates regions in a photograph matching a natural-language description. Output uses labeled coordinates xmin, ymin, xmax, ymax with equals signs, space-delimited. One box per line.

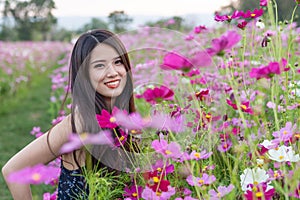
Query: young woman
xmin=2 ymin=29 xmax=136 ymax=199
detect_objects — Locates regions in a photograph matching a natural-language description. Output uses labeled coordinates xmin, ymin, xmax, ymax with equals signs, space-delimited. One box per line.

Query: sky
xmin=53 ymin=0 xmax=231 ymax=17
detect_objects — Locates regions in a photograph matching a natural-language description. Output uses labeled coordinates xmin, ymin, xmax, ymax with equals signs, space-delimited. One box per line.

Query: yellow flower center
xmin=32 ymin=173 xmax=41 ymax=181
xmin=295 ymin=133 xmax=300 ymax=138
xmin=240 ymin=105 xmax=247 ymax=110
xmin=109 ymin=117 xmax=116 ymax=123
xmin=131 ymin=129 xmax=137 ymax=134
xmin=165 ymin=150 xmax=172 ymax=155
xmin=80 ymin=132 xmax=88 ymax=140
xmin=194 ymin=153 xmax=201 ymax=158
xmin=205 ymin=114 xmax=211 ymax=119
xmin=198 ymin=179 xmax=204 ymax=184
xmin=251 ymin=13 xmax=256 ymax=17
xmin=274 ymin=172 xmax=279 ymax=178
xmin=283 ymin=131 xmax=288 ymax=135
xmin=156 ymin=191 xmax=161 ymax=196
xmin=227 ymin=15 xmax=232 ymax=19
xmin=279 ymin=155 xmax=284 ymax=160
xmin=157 ymin=167 xmax=162 ymax=172
xmin=153 ymin=177 xmax=159 ymax=183
xmin=119 ymin=136 xmax=125 ymax=141
xmin=217 ymin=192 xmax=222 ymax=197
xmin=256 ymin=192 xmax=263 ymax=197
xmin=223 ymin=144 xmax=228 ymax=149
xmin=132 ymin=193 xmax=138 ymax=197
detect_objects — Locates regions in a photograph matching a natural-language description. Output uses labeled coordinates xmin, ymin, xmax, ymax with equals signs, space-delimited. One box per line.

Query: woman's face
xmin=89 ymin=43 xmax=127 ymax=104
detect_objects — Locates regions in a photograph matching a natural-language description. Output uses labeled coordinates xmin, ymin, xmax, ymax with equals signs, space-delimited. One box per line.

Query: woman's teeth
xmin=106 ymin=80 xmax=120 ymax=87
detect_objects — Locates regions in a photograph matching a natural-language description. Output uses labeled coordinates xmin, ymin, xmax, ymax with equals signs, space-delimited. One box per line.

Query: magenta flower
xmin=123 ymin=185 xmax=143 ymax=200
xmin=207 ymin=30 xmax=242 ymax=56
xmin=96 ymin=107 xmax=119 ymax=129
xmin=151 ymin=138 xmax=182 ymax=159
xmin=244 ymin=182 xmax=275 ymax=200
xmin=43 ymin=190 xmax=58 ymax=200
xmin=260 ymin=0 xmax=268 ymax=6
xmin=249 ymin=59 xmax=286 ymax=79
xmin=289 ymin=183 xmax=300 ymax=198
xmin=237 ymin=21 xmax=248 ymax=30
xmin=141 ymin=186 xmax=176 ymax=200
xmin=194 ymin=25 xmax=207 ymax=34
xmin=226 ymin=99 xmax=254 ymax=114
xmin=30 ymin=126 xmax=44 ymax=138
xmin=160 ymin=52 xmax=193 ymax=71
xmin=209 ymin=184 xmax=235 ymax=200
xmin=136 ymin=85 xmax=174 ymax=104
xmin=152 ymin=159 xmax=174 ymax=175
xmin=186 ymin=173 xmax=216 ymax=187
xmin=215 ymin=10 xmax=242 ymax=22
xmin=8 ymin=164 xmax=60 ymax=185
xmin=114 ymin=128 xmax=128 ymax=147
xmin=60 ymin=130 xmax=114 ymax=153
xmin=243 ymin=8 xmax=264 ymax=19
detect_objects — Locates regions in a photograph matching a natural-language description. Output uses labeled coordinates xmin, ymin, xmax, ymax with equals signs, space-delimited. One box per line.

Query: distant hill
xmin=56 ymin=13 xmax=216 ymax=30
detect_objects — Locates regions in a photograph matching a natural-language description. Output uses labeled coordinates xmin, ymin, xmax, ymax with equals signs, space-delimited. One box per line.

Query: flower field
xmin=3 ymin=0 xmax=300 ymax=199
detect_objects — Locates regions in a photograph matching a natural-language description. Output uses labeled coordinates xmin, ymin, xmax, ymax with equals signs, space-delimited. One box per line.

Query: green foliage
xmin=145 ymin=16 xmax=192 ymax=31
xmin=1 ymin=0 xmax=57 ymax=40
xmin=219 ymin=0 xmax=300 ymax=26
xmin=108 ymin=10 xmax=133 ymax=33
xmin=76 ymin=18 xmax=109 ymax=34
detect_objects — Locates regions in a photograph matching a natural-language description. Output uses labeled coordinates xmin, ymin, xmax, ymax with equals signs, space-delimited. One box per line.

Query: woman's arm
xmin=2 ymin=114 xmax=72 ymax=200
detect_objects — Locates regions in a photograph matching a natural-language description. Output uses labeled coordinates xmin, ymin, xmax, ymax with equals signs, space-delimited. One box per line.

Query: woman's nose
xmin=106 ymin=64 xmax=118 ymax=78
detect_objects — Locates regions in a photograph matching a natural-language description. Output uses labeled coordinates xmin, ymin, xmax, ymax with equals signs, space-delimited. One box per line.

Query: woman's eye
xmin=114 ymin=59 xmax=123 ymax=65
xmin=94 ymin=64 xmax=105 ymax=68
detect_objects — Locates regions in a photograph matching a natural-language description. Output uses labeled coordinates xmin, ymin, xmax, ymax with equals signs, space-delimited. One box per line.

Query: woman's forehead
xmin=90 ymin=43 xmax=120 ymax=61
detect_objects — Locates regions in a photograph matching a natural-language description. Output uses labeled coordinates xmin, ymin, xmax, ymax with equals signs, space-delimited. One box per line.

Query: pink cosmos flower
xmin=160 ymin=52 xmax=193 ymax=71
xmin=244 ymin=182 xmax=275 ymax=200
xmin=207 ymin=30 xmax=242 ymax=56
xmin=215 ymin=10 xmax=242 ymax=22
xmin=272 ymin=122 xmax=296 ymax=145
xmin=209 ymin=184 xmax=235 ymax=200
xmin=123 ymin=185 xmax=143 ymax=200
xmin=190 ymin=150 xmax=212 ymax=160
xmin=96 ymin=107 xmax=119 ymax=129
xmin=43 ymin=190 xmax=58 ymax=200
xmin=151 ymin=138 xmax=182 ymax=159
xmin=186 ymin=173 xmax=216 ymax=187
xmin=260 ymin=0 xmax=268 ymax=6
xmin=8 ymin=164 xmax=60 ymax=185
xmin=217 ymin=140 xmax=232 ymax=152
xmin=194 ymin=25 xmax=207 ymax=34
xmin=190 ymin=51 xmax=212 ymax=67
xmin=114 ymin=109 xmax=147 ymax=130
xmin=249 ymin=59 xmax=287 ymax=80
xmin=243 ymin=8 xmax=264 ymax=19
xmin=152 ymin=159 xmax=174 ymax=175
xmin=141 ymin=186 xmax=176 ymax=200
xmin=136 ymin=85 xmax=174 ymax=104
xmin=60 ymin=130 xmax=114 ymax=153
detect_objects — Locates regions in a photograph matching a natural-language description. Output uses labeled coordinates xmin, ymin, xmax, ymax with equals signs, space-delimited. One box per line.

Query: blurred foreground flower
xmin=8 ymin=164 xmax=60 ymax=184
xmin=136 ymin=85 xmax=174 ymax=104
xmin=60 ymin=130 xmax=114 ymax=153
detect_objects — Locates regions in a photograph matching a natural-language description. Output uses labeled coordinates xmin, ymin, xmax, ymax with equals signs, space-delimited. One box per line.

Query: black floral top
xmin=57 ymin=162 xmax=89 ymax=200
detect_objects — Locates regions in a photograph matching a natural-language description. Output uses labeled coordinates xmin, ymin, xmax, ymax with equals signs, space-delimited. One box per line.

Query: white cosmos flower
xmin=268 ymin=145 xmax=300 ymax=162
xmin=240 ymin=168 xmax=272 ymax=192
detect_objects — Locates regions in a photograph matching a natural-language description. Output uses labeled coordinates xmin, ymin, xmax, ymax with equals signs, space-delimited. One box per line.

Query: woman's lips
xmin=104 ymin=80 xmax=120 ymax=89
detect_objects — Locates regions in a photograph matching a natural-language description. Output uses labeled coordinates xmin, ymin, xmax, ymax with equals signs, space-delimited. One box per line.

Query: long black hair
xmin=48 ymin=29 xmax=136 ymax=171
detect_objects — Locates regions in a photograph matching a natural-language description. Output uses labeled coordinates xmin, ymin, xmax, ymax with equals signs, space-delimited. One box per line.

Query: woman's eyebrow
xmin=91 ymin=56 xmax=120 ymax=64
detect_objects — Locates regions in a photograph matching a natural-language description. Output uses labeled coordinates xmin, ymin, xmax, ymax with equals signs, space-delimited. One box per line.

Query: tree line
xmin=2 ymin=0 xmax=296 ymax=41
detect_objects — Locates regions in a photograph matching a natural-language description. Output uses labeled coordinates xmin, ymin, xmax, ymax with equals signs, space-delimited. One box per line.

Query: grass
xmin=0 ymin=68 xmax=56 ymax=199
